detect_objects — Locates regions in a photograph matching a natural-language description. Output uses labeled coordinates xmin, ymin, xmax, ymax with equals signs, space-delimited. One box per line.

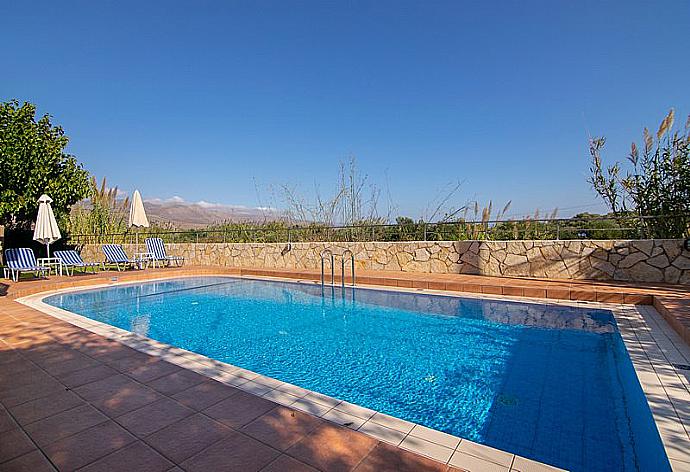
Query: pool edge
xmin=18 ymin=275 xmax=690 ymax=471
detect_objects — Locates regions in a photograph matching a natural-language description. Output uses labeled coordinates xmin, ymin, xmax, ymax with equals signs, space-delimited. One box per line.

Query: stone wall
xmin=78 ymin=239 xmax=690 ymax=284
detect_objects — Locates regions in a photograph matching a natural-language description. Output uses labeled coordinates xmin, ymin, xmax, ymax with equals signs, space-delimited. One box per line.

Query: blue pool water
xmin=45 ymin=277 xmax=669 ymax=471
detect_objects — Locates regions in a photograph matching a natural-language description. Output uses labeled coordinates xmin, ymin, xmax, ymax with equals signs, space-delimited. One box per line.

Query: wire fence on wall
xmin=67 ymin=214 xmax=690 ymax=246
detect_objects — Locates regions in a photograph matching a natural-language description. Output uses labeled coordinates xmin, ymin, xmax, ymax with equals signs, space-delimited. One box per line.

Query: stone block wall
xmin=77 ymin=239 xmax=690 ymax=284
xmin=478 ymin=239 xmax=689 ymax=283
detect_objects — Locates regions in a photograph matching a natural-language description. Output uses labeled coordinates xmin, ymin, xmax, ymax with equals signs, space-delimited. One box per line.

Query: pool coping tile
xmin=289 ymin=398 xmax=333 ymax=417
xmin=261 ymin=388 xmax=302 ymax=407
xmin=332 ymin=400 xmax=377 ymax=421
xmin=456 ymin=439 xmax=515 ymax=467
xmin=408 ymin=424 xmax=461 ymax=449
xmin=321 ymin=408 xmax=368 ymax=430
xmin=238 ymin=381 xmax=274 ymax=397
xmin=510 ymin=455 xmax=567 ymax=472
xmin=357 ymin=420 xmax=407 ymax=446
xmin=368 ymin=412 xmax=415 ymax=434
xmin=273 ymin=382 xmax=311 ymax=398
xmin=399 ymin=435 xmax=456 ymax=463
xmin=448 ymin=451 xmax=511 ymax=472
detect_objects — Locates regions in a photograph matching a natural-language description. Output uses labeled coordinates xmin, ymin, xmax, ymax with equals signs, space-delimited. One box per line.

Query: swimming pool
xmin=44 ymin=276 xmax=669 ymax=471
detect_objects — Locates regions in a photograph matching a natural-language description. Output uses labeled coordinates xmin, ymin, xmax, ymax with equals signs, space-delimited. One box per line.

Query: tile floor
xmin=2 ymin=267 xmax=690 ymax=471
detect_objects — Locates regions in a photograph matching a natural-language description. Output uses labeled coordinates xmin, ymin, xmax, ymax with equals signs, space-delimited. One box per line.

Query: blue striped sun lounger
xmin=102 ymin=244 xmax=147 ymax=271
xmin=54 ymin=250 xmax=103 ymax=275
xmin=4 ymin=248 xmax=50 ymax=282
xmin=145 ymin=238 xmax=185 ymax=268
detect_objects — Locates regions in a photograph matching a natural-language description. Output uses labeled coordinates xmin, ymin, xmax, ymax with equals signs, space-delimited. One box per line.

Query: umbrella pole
xmin=46 ymin=243 xmax=50 ymax=258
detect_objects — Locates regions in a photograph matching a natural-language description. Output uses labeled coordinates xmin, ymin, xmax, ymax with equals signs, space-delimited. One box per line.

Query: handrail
xmin=320 ymin=249 xmax=334 ymax=286
xmin=341 ymin=249 xmax=355 ymax=287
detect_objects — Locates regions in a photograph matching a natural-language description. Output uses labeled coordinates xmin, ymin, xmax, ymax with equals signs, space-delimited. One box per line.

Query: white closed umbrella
xmin=128 ymin=190 xmax=149 ymax=250
xmin=33 ymin=194 xmax=61 ymax=257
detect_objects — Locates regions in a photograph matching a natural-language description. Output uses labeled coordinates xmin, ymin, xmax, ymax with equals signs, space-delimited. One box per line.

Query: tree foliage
xmin=588 ymin=109 xmax=690 ymax=238
xmin=0 ymin=99 xmax=91 ymax=228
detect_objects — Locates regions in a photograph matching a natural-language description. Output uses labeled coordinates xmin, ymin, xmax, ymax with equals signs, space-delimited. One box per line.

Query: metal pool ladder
xmin=320 ymin=248 xmax=355 ymax=287
xmin=341 ymin=249 xmax=355 ymax=287
xmin=320 ymin=249 xmax=334 ymax=286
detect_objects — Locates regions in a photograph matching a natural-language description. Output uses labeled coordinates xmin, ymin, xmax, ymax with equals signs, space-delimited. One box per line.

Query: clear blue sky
xmin=2 ymin=1 xmax=689 ymax=219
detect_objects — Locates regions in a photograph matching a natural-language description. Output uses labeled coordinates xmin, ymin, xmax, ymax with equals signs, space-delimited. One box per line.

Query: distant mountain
xmin=143 ymin=198 xmax=283 ymax=228
xmin=72 ymin=195 xmax=284 ymax=228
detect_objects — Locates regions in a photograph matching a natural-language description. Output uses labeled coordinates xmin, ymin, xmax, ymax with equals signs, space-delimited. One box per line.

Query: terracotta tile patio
xmin=1 ymin=266 xmax=689 ymax=471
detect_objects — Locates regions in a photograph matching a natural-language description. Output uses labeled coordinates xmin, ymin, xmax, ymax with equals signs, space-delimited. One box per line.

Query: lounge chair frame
xmin=102 ymin=244 xmax=148 ymax=271
xmin=4 ymin=248 xmax=50 ymax=282
xmin=54 ymin=250 xmax=104 ymax=276
xmin=145 ymin=238 xmax=185 ymax=268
